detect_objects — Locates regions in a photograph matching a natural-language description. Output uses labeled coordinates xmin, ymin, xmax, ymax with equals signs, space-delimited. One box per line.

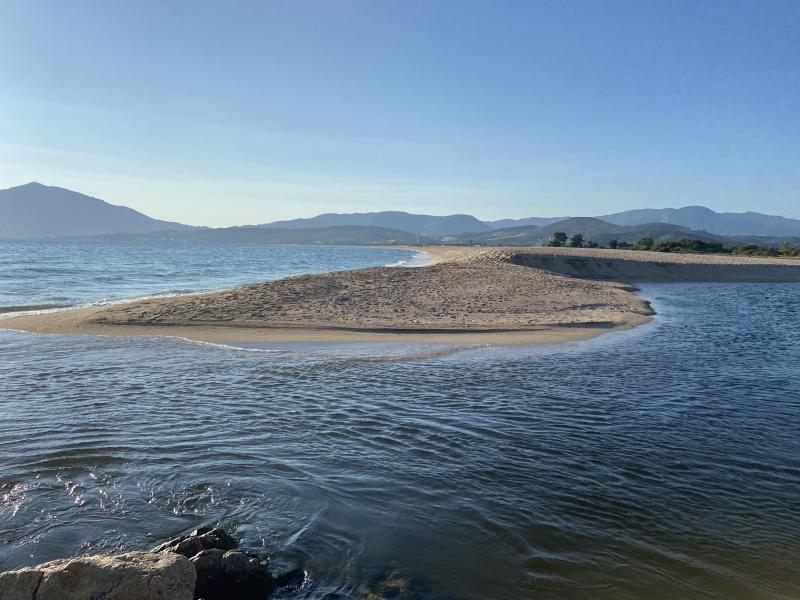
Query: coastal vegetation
xmin=547 ymin=232 xmax=800 ymax=257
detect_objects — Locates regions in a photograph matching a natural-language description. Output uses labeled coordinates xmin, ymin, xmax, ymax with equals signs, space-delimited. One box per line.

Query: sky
xmin=1 ymin=0 xmax=798 ymax=226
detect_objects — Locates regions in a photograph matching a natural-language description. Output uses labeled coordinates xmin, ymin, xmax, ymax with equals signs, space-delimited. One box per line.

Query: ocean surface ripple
xmin=1 ymin=243 xmax=799 ymax=599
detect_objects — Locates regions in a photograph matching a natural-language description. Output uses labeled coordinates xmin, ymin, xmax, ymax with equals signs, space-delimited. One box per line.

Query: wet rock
xmin=154 ymin=526 xmax=277 ymax=598
xmin=153 ymin=526 xmax=238 ymax=558
xmin=274 ymin=567 xmax=308 ymax=591
xmin=360 ymin=563 xmax=440 ymax=599
xmin=0 ymin=551 xmax=195 ymax=600
xmin=221 ymin=549 xmax=249 ymax=572
xmin=0 ymin=527 xmax=298 ymax=600
xmin=0 ymin=569 xmax=44 ymax=600
xmin=192 ymin=549 xmax=275 ymax=600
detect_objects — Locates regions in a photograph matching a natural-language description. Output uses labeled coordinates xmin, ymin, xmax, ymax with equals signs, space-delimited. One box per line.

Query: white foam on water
xmin=385 ymin=250 xmax=430 ymax=268
xmin=170 ymin=337 xmax=287 ymax=353
xmin=0 ymin=289 xmax=213 ymax=320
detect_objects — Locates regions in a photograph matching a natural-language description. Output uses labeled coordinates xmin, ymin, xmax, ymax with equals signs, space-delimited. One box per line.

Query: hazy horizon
xmin=2 ymin=1 xmax=798 ymax=226
xmin=6 ymin=180 xmax=800 ymax=230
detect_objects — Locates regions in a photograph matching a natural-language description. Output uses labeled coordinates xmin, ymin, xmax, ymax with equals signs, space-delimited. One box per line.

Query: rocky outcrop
xmin=190 ymin=548 xmax=274 ymax=600
xmin=153 ymin=526 xmax=274 ymax=598
xmin=0 ymin=526 xmax=306 ymax=600
xmin=0 ymin=551 xmax=195 ymax=600
xmin=153 ymin=525 xmax=306 ymax=599
xmin=152 ymin=526 xmax=238 ymax=558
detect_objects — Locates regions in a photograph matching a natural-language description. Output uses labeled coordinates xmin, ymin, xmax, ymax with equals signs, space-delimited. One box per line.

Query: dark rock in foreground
xmin=153 ymin=525 xmax=238 ymax=558
xmin=154 ymin=525 xmax=305 ymax=599
xmin=191 ymin=548 xmax=274 ymax=600
xmin=0 ymin=525 xmax=306 ymax=600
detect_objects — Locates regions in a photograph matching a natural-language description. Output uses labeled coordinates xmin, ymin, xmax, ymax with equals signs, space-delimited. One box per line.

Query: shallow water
xmin=0 ymin=240 xmax=419 ymax=309
xmin=1 ymin=243 xmax=799 ymax=599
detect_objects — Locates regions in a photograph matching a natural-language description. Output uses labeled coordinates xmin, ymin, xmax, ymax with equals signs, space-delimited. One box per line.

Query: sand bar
xmin=3 ymin=247 xmax=799 ymax=346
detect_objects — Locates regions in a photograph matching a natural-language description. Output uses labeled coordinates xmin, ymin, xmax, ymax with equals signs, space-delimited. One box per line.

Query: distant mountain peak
xmin=599 ymin=205 xmax=800 ymax=237
xmin=15 ymin=181 xmax=47 ymax=189
xmin=0 ymin=183 xmax=192 ymax=239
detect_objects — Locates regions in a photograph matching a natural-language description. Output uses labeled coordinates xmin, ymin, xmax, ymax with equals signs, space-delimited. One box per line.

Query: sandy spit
xmin=3 ymin=246 xmax=798 ymax=346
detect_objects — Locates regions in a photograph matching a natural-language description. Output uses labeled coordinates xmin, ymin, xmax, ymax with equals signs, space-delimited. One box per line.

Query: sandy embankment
xmin=3 ymin=247 xmax=799 ymax=345
xmin=502 ymin=246 xmax=800 ymax=282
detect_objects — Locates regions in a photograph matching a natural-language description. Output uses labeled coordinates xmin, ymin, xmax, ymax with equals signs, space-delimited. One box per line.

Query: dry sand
xmin=3 ymin=246 xmax=799 ymax=346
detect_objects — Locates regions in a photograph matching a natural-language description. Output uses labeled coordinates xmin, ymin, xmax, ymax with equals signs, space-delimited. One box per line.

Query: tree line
xmin=546 ymin=232 xmax=800 ymax=257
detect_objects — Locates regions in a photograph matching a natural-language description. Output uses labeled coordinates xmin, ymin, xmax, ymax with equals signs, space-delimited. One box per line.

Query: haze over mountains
xmin=2 ymin=182 xmax=800 ymax=246
xmin=0 ymin=183 xmax=190 ymax=239
xmin=598 ymin=206 xmax=800 ymax=237
xmin=456 ymin=218 xmax=766 ymax=247
xmin=261 ymin=212 xmax=490 ymax=236
xmin=96 ymin=225 xmax=422 ymax=246
xmin=484 ymin=216 xmax=574 ymax=229
xmin=262 ymin=209 xmax=800 ymax=238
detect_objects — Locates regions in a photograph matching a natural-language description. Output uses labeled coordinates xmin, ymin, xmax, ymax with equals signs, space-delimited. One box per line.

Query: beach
xmin=2 ymin=246 xmax=799 ymax=346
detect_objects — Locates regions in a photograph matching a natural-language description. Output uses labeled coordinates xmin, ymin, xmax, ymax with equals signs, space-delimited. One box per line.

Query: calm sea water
xmin=1 ymin=241 xmax=799 ymax=599
xmin=0 ymin=240 xmax=421 ymax=309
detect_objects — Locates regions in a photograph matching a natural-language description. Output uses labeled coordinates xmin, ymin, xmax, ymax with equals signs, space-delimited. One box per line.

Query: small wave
xmin=386 ymin=251 xmax=430 ymax=268
xmin=0 ymin=303 xmax=73 ymax=314
xmin=340 ymin=344 xmax=482 ymax=363
xmin=86 ymin=289 xmax=208 ymax=308
xmin=171 ymin=337 xmax=287 ymax=353
xmin=0 ymin=290 xmax=214 ymax=320
xmin=0 ymin=305 xmax=82 ymax=320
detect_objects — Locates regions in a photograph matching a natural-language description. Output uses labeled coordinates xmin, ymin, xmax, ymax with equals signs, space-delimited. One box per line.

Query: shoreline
xmin=0 ymin=312 xmax=653 ymax=346
xmin=3 ymin=246 xmax=799 ymax=347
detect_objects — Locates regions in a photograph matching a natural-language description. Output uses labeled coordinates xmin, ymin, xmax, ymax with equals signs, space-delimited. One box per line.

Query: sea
xmin=1 ymin=239 xmax=799 ymax=599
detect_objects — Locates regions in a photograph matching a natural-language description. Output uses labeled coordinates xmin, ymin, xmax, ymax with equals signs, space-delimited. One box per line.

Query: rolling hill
xmin=484 ymin=216 xmax=570 ymax=229
xmin=452 ymin=218 xmax=737 ymax=246
xmin=598 ymin=206 xmax=800 ymax=237
xmin=484 ymin=206 xmax=800 ymax=238
xmin=0 ymin=182 xmax=192 ymax=239
xmin=260 ymin=211 xmax=490 ymax=236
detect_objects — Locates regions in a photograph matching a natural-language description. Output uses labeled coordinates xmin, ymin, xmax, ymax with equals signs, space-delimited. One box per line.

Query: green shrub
xmin=547 ymin=231 xmax=568 ymax=247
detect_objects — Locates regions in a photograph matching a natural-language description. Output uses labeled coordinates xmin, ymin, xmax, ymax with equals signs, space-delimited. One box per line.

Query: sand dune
xmin=3 ymin=247 xmax=799 ymax=345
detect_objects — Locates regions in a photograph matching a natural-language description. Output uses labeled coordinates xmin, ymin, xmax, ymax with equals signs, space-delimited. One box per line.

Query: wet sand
xmin=3 ymin=247 xmax=799 ymax=346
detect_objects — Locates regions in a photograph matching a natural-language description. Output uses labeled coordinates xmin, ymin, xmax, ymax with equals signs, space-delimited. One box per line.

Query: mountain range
xmin=257 ymin=204 xmax=800 ymax=239
xmin=2 ymin=182 xmax=800 ymax=246
xmin=598 ymin=206 xmax=800 ymax=237
xmin=450 ymin=218 xmax=770 ymax=247
xmin=261 ymin=212 xmax=489 ymax=236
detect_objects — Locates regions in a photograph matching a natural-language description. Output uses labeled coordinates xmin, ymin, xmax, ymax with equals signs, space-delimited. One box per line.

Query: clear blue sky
xmin=1 ymin=0 xmax=798 ymax=226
